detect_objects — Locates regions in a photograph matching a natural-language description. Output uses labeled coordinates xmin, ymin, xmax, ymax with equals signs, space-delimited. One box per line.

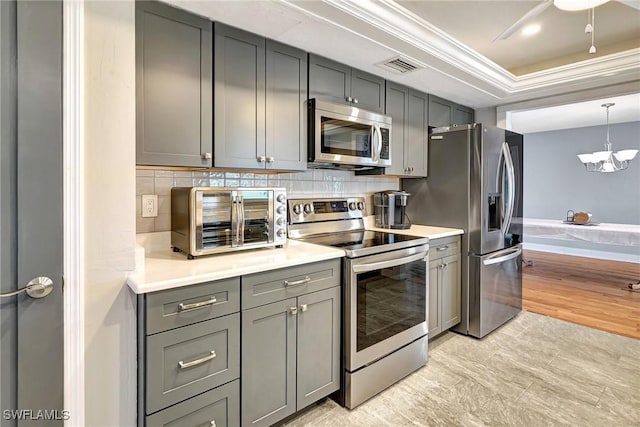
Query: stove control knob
xmin=348 ymin=202 xmax=356 ymax=211
xmin=293 ymin=204 xmax=302 ymax=215
xmin=303 ymin=204 xmax=313 ymax=214
xmin=357 ymin=201 xmax=365 ymax=211
xmin=276 ymin=229 xmax=286 ymax=238
xmin=276 ymin=194 xmax=286 ymax=203
xmin=276 ymin=217 xmax=285 ymax=226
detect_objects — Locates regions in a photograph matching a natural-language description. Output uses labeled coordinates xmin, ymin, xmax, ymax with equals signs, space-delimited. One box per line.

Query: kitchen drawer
xmin=430 ymin=236 xmax=460 ymax=260
xmin=146 ymin=313 xmax=240 ymax=414
xmin=146 ymin=277 xmax=240 ymax=335
xmin=242 ymin=259 xmax=340 ymax=309
xmin=145 ymin=379 xmax=239 ymax=426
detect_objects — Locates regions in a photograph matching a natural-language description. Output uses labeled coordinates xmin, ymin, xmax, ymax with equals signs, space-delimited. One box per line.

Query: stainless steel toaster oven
xmin=171 ymin=187 xmax=287 ymax=258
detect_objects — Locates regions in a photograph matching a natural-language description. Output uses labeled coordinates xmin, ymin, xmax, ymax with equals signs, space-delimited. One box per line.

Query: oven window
xmin=356 ymin=259 xmax=426 ymax=352
xmin=201 ymin=192 xmax=233 ymax=248
xmin=240 ymin=191 xmax=271 ymax=244
xmin=321 ymin=117 xmax=372 ymax=157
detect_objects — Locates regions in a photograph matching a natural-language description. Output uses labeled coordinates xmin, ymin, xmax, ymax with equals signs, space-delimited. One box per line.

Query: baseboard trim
xmin=523 ymin=242 xmax=640 ymax=263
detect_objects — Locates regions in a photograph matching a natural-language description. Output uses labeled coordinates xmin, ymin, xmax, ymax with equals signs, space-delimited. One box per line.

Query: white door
xmin=0 ymin=1 xmax=64 ymax=425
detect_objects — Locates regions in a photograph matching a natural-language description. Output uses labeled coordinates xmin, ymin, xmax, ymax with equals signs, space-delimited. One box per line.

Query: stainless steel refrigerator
xmin=402 ymin=124 xmax=523 ymax=338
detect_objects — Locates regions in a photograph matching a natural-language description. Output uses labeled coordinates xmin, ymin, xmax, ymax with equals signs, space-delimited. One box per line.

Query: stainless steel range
xmin=288 ymin=197 xmax=429 ymax=409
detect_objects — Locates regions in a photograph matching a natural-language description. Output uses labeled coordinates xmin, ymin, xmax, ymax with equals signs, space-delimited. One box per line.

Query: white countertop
xmin=127 ymin=237 xmax=344 ymax=294
xmin=128 ymin=221 xmax=464 ymax=294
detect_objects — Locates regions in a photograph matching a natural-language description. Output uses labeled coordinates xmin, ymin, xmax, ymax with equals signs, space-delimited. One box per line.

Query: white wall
xmin=84 ymin=2 xmax=137 ymax=425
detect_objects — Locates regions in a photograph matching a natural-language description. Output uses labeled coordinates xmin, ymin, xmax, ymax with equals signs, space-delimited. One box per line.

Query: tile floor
xmin=284 ymin=311 xmax=640 ymax=426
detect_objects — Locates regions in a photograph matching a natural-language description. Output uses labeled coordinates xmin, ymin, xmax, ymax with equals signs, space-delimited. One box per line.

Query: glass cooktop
xmin=298 ymin=230 xmax=428 ymax=258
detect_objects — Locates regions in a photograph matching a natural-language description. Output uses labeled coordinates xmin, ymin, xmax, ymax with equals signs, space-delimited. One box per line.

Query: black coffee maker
xmin=374 ymin=190 xmax=411 ymax=229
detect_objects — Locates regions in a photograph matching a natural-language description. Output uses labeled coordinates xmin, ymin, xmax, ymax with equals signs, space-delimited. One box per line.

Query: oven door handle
xmin=352 ymin=252 xmax=427 ymax=273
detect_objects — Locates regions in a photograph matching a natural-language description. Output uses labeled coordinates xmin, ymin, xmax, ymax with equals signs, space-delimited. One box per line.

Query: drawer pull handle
xmin=284 ymin=276 xmax=311 ymax=287
xmin=178 ymin=297 xmax=217 ymax=312
xmin=436 ymin=246 xmax=449 ymax=251
xmin=210 ymin=421 xmax=216 ymax=427
xmin=300 ymin=304 xmax=308 ymax=312
xmin=178 ymin=350 xmax=216 ymax=369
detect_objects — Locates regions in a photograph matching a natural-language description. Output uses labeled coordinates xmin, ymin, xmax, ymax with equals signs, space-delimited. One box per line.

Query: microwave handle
xmin=372 ymin=124 xmax=382 ymax=163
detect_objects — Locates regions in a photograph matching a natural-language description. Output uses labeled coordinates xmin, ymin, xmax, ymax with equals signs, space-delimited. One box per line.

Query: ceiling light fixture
xmin=577 ymin=103 xmax=638 ymax=173
xmin=522 ymin=24 xmax=541 ymax=36
xmin=554 ymin=0 xmax=609 ymax=11
xmin=588 ymin=8 xmax=596 ymax=54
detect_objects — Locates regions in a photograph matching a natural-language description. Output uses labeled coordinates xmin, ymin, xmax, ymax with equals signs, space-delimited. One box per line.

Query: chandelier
xmin=577 ymin=103 xmax=638 ymax=173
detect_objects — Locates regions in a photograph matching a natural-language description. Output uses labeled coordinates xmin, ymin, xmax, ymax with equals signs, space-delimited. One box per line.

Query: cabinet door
xmin=308 ymin=54 xmax=351 ymax=105
xmin=136 ymin=1 xmax=212 ymax=167
xmin=428 ymin=94 xmax=453 ymax=127
xmin=384 ymin=82 xmax=408 ymax=176
xmin=214 ymin=23 xmax=266 ymax=169
xmin=265 ymin=40 xmax=307 ymax=171
xmin=406 ymin=89 xmax=429 ymax=177
xmin=428 ymin=259 xmax=441 ymax=337
xmin=351 ymin=68 xmax=385 ymax=114
xmin=241 ymin=299 xmax=297 ymax=427
xmin=297 ymin=287 xmax=341 ymax=409
xmin=441 ymin=253 xmax=461 ymax=330
xmin=453 ymin=104 xmax=474 ymax=126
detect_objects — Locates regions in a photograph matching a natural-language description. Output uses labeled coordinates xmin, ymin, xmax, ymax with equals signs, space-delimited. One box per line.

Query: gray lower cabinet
xmin=214 ymin=24 xmax=306 ymax=170
xmin=138 ymin=277 xmax=241 ymax=426
xmin=309 ymin=54 xmax=385 ymax=113
xmin=428 ymin=236 xmax=461 ymax=337
xmin=135 ymin=1 xmax=212 ymax=167
xmin=241 ymin=260 xmax=341 ymax=427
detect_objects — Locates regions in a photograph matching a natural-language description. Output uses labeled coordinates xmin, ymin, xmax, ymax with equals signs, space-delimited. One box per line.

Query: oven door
xmin=236 ymin=189 xmax=274 ymax=247
xmin=345 ymin=244 xmax=428 ymax=371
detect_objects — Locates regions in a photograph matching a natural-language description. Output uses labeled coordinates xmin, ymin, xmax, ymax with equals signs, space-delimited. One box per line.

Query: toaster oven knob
xmin=357 ymin=201 xmax=365 ymax=210
xmin=276 ymin=217 xmax=285 ymax=226
xmin=293 ymin=204 xmax=302 ymax=215
xmin=348 ymin=202 xmax=356 ymax=211
xmin=276 ymin=229 xmax=286 ymax=238
xmin=276 ymin=206 xmax=286 ymax=215
xmin=303 ymin=204 xmax=312 ymax=214
xmin=276 ymin=194 xmax=286 ymax=203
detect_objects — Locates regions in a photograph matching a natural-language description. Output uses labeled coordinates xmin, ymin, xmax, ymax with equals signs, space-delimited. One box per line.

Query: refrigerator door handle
xmin=501 ymin=142 xmax=516 ymax=236
xmin=483 ymin=246 xmax=522 ymax=266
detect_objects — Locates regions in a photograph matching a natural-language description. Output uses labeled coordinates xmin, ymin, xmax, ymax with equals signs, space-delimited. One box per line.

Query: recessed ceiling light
xmin=522 ymin=24 xmax=541 ymax=36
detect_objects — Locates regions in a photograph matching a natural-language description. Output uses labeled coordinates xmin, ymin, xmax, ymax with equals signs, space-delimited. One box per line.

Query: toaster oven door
xmin=198 ymin=191 xmax=235 ymax=250
xmin=236 ymin=189 xmax=274 ymax=247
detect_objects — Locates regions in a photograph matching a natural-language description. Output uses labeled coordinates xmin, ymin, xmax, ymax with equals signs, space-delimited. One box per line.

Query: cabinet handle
xmin=267 ymin=156 xmax=275 ymax=163
xmin=257 ymin=156 xmax=266 ymax=163
xmin=442 ymin=263 xmax=448 ymax=268
xmin=178 ymin=350 xmax=216 ymax=369
xmin=410 ymin=167 xmax=414 ymax=172
xmin=210 ymin=421 xmax=216 ymax=427
xmin=284 ymin=276 xmax=311 ymax=287
xmin=436 ymin=246 xmax=449 ymax=251
xmin=178 ymin=296 xmax=217 ymax=312
xmin=300 ymin=304 xmax=308 ymax=312
xmin=202 ymin=152 xmax=212 ymax=160
xmin=290 ymin=306 xmax=298 ymax=315
xmin=346 ymin=96 xmax=353 ymax=102
xmin=353 ymin=98 xmax=358 ymax=104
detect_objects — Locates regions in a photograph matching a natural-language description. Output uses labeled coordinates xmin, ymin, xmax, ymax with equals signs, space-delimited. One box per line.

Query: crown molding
xmin=285 ymin=0 xmax=640 ymax=101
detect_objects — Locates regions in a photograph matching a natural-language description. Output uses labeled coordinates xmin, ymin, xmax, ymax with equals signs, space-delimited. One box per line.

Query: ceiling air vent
xmin=377 ymin=56 xmax=423 ymax=74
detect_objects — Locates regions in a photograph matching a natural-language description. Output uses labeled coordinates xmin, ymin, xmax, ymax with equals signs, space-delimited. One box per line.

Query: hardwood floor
xmin=522 ymin=250 xmax=640 ymax=340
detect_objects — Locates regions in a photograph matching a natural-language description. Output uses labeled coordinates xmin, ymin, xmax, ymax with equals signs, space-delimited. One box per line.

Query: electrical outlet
xmin=142 ymin=194 xmax=158 ymax=218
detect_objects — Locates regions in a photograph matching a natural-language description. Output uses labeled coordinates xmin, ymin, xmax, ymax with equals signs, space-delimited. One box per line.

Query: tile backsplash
xmin=136 ymin=169 xmax=399 ymax=233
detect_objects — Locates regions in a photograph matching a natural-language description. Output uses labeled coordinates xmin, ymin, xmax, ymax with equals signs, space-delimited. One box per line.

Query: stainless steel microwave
xmin=308 ymin=99 xmax=392 ymax=169
xmin=171 ymin=187 xmax=287 ymax=258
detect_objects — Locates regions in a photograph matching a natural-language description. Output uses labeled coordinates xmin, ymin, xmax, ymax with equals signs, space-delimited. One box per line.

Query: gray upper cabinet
xmin=379 ymin=82 xmax=428 ymax=177
xmin=136 ymin=1 xmax=212 ymax=167
xmin=265 ymin=40 xmax=307 ymax=170
xmin=214 ymin=24 xmax=306 ymax=170
xmin=406 ymin=89 xmax=429 ymax=177
xmin=429 ymin=94 xmax=474 ymax=127
xmin=453 ymin=104 xmax=474 ymax=126
xmin=309 ymin=54 xmax=385 ymax=113
xmin=214 ymin=24 xmax=266 ymax=169
xmin=428 ymin=94 xmax=454 ymax=128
